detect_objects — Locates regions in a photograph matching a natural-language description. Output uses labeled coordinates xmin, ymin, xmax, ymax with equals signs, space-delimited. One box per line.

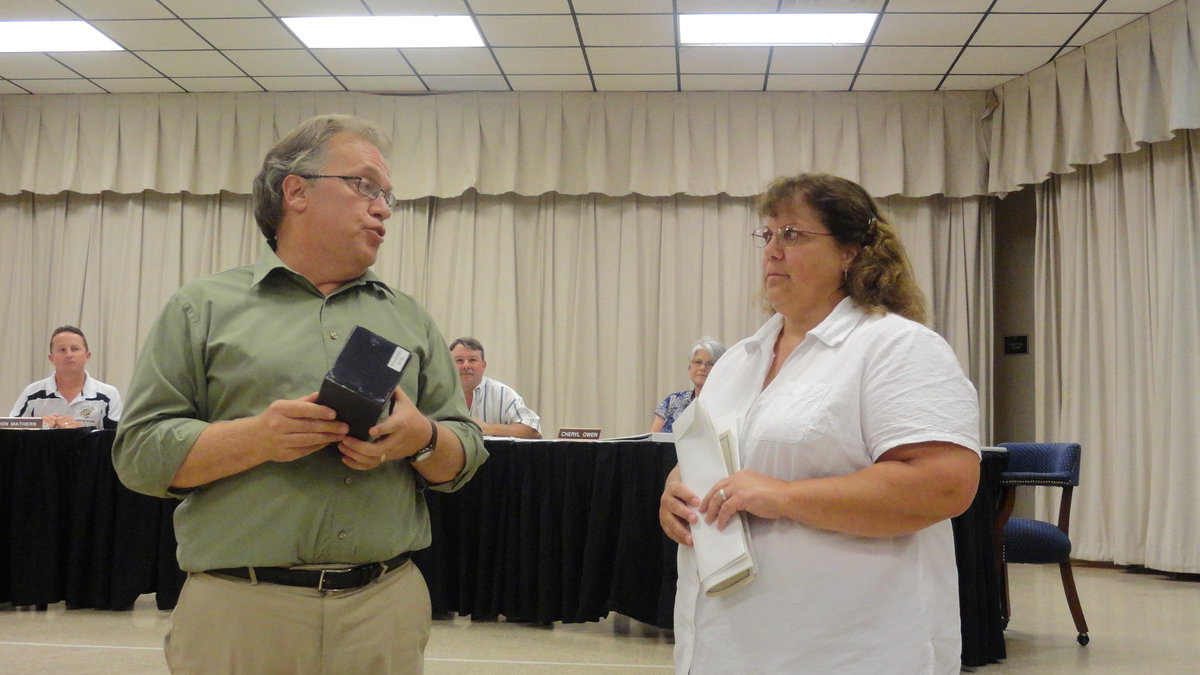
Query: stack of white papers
xmin=672 ymin=399 xmax=755 ymax=596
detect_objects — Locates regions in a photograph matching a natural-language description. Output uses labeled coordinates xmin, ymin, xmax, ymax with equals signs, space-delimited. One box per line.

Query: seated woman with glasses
xmin=649 ymin=336 xmax=726 ymax=433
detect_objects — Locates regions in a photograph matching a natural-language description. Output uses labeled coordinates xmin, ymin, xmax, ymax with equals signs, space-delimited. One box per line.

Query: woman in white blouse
xmin=658 ymin=173 xmax=981 ymax=674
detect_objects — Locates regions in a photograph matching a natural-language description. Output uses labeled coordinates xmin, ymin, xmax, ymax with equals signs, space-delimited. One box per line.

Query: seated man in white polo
xmin=11 ymin=325 xmax=122 ymax=429
xmin=450 ymin=337 xmax=541 ymax=439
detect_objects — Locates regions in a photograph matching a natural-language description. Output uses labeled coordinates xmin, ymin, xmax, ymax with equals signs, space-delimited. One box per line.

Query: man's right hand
xmin=170 ymin=392 xmax=348 ymax=489
xmin=255 ymin=392 xmax=348 ymax=462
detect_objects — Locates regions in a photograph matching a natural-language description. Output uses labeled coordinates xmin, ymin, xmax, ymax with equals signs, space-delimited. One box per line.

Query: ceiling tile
xmin=136 ymin=50 xmax=244 ymax=77
xmin=403 ymin=48 xmax=499 ymax=76
xmin=257 ymin=76 xmax=345 ymax=91
xmin=572 ymin=0 xmax=673 ymax=13
xmin=0 ymin=80 xmax=29 ymax=94
xmin=475 ymin=15 xmax=580 ymax=47
xmin=52 ymin=51 xmax=161 ymax=78
xmin=494 ymin=48 xmax=587 ymax=74
xmin=12 ymin=79 xmax=107 ymax=94
xmin=338 ymin=75 xmax=426 ymax=92
xmin=0 ymin=54 xmax=78 ymax=79
xmin=223 ymin=50 xmax=327 ymax=77
xmin=586 ymin=47 xmax=676 ymax=74
xmin=469 ymin=0 xmax=572 ymax=13
xmin=993 ymin=0 xmax=1098 ymax=10
xmin=313 ymin=49 xmax=415 ymax=76
xmin=681 ymin=74 xmax=764 ymax=91
xmin=884 ymin=0 xmax=993 ymax=10
xmin=770 ymin=46 xmax=863 ymax=74
xmin=92 ymin=19 xmax=210 ymax=50
xmin=766 ymin=74 xmax=853 ymax=91
xmin=1099 ymin=0 xmax=1176 ymax=10
xmin=363 ymin=0 xmax=468 ymax=14
xmin=576 ymin=15 xmax=675 ymax=47
xmin=1071 ymin=14 xmax=1143 ymax=45
xmin=939 ymin=74 xmax=1016 ymax=90
xmin=973 ymin=14 xmax=1089 ymax=46
xmin=92 ymin=77 xmax=187 ymax=92
xmin=422 ymin=74 xmax=510 ymax=91
xmin=679 ymin=46 xmax=769 ymax=74
xmin=952 ymin=46 xmax=1058 ymax=75
xmin=261 ymin=0 xmax=370 ymax=17
xmin=593 ymin=74 xmax=677 ymax=91
xmin=157 ymin=0 xmax=271 ymax=19
xmin=778 ymin=0 xmax=884 ymax=9
xmin=186 ymin=19 xmax=301 ymax=49
xmin=860 ymin=46 xmax=959 ymax=74
xmin=0 ymin=0 xmax=76 ymax=20
xmin=677 ymin=0 xmax=778 ymax=11
xmin=173 ymin=76 xmax=263 ymax=92
xmin=60 ymin=0 xmax=174 ymax=19
xmin=853 ymin=74 xmax=943 ymax=90
xmin=872 ymin=13 xmax=982 ymax=46
xmin=508 ymin=74 xmax=595 ymax=90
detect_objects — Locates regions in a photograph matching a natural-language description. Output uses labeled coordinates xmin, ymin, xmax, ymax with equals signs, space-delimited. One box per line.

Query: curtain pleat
xmin=988 ymin=0 xmax=1200 ymax=193
xmin=0 ymin=90 xmax=992 ymax=200
xmin=1033 ymin=129 xmax=1200 ymax=573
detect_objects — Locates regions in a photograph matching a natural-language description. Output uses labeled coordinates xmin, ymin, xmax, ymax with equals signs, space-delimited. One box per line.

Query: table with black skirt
xmin=0 ymin=432 xmax=1006 ymax=666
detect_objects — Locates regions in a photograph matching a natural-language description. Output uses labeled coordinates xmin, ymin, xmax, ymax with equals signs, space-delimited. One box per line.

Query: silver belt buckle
xmin=317 ymin=569 xmax=346 ymax=593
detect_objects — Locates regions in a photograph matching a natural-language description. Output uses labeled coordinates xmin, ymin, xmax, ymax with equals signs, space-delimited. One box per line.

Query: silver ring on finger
xmin=718 ymin=487 xmax=728 ymax=501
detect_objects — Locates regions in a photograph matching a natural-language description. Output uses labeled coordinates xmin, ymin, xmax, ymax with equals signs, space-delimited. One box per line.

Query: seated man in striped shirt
xmin=450 ymin=337 xmax=542 ymax=439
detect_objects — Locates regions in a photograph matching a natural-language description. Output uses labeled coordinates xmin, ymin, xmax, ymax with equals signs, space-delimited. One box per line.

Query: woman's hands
xmin=659 ymin=466 xmax=699 ymax=546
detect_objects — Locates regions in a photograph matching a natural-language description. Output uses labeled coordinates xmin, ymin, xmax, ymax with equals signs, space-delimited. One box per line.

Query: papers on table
xmin=597 ymin=432 xmax=676 ymax=443
xmin=672 ymin=398 xmax=755 ymax=596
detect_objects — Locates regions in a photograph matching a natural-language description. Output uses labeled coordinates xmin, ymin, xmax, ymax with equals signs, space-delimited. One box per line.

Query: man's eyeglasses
xmin=689 ymin=359 xmax=716 ymax=369
xmin=298 ymin=174 xmax=398 ymax=210
xmin=751 ymin=226 xmax=835 ymax=248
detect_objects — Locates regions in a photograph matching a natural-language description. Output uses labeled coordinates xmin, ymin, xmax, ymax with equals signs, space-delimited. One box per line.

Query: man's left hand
xmin=337 ymin=387 xmax=430 ymax=470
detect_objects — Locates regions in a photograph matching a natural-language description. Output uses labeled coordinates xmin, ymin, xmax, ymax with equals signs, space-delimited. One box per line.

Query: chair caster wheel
xmin=1077 ymin=633 xmax=1089 ymax=646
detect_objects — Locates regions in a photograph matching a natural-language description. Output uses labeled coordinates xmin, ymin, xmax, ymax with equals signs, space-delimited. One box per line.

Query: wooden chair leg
xmin=1058 ymin=561 xmax=1089 ymax=645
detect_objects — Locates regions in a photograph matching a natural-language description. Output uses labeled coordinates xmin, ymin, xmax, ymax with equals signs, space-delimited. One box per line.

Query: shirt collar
xmin=745 ymin=297 xmax=868 ymax=354
xmin=250 ymin=244 xmax=393 ymax=298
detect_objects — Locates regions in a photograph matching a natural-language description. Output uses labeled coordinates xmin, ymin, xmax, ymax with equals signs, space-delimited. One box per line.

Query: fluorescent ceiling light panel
xmin=679 ymin=13 xmax=876 ymax=46
xmin=0 ymin=21 xmax=123 ymax=53
xmin=283 ymin=16 xmax=484 ymax=49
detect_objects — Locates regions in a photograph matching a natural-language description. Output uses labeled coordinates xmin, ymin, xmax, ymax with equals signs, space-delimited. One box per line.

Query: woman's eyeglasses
xmin=751 ymin=226 xmax=835 ymax=248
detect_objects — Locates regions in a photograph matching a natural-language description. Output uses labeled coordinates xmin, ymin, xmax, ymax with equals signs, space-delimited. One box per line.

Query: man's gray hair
xmin=251 ymin=114 xmax=392 ymax=247
xmin=691 ymin=336 xmax=726 ymax=363
xmin=449 ymin=336 xmax=485 ymax=359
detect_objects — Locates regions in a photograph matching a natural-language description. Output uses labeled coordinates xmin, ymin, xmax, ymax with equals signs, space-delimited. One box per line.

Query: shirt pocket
xmin=752 ymin=383 xmax=834 ymax=444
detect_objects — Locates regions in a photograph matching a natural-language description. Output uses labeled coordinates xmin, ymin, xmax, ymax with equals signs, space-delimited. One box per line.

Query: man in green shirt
xmin=113 ymin=114 xmax=486 ymax=673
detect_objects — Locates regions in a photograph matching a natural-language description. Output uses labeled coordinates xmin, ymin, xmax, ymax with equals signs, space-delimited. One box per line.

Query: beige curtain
xmin=1033 ymin=129 xmax=1200 ymax=573
xmin=0 ymin=189 xmax=992 ymax=440
xmin=0 ymin=90 xmax=992 ymax=200
xmin=988 ymin=0 xmax=1200 ymax=193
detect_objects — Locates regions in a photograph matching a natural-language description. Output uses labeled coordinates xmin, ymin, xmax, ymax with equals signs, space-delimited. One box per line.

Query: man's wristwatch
xmin=408 ymin=418 xmax=437 ymax=463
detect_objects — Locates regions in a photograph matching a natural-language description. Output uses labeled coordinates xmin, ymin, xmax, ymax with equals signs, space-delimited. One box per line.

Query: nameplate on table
xmin=557 ymin=427 xmax=601 ymax=440
xmin=0 ymin=417 xmax=44 ymax=429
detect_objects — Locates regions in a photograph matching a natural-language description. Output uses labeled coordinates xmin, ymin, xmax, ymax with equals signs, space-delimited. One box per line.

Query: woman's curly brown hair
xmin=757 ymin=173 xmax=927 ymax=324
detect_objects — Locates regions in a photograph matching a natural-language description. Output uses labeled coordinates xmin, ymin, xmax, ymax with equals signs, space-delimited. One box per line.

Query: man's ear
xmin=281 ymin=174 xmax=309 ymax=213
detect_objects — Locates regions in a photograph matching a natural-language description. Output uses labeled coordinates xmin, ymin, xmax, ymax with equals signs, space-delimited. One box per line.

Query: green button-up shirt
xmin=113 ymin=246 xmax=486 ymax=571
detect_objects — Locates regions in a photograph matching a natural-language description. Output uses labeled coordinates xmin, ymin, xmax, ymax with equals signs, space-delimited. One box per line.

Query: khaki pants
xmin=165 ymin=561 xmax=431 ymax=674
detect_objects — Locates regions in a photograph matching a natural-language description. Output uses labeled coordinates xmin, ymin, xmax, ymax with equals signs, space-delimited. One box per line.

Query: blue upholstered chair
xmin=997 ymin=442 xmax=1090 ymax=646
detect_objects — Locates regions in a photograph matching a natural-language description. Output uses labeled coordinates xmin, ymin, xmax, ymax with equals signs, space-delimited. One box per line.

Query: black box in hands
xmin=317 ymin=326 xmax=411 ymax=440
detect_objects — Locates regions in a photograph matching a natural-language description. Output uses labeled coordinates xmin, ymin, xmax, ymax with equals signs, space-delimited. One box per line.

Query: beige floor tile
xmin=3 ymin=564 xmax=1198 ymax=672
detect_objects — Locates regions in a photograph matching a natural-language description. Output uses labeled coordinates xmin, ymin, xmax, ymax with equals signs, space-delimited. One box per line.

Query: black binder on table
xmin=317 ymin=326 xmax=411 ymax=440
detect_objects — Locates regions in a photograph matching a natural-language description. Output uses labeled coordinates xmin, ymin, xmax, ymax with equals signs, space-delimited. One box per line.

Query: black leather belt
xmin=210 ymin=551 xmax=411 ymax=592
